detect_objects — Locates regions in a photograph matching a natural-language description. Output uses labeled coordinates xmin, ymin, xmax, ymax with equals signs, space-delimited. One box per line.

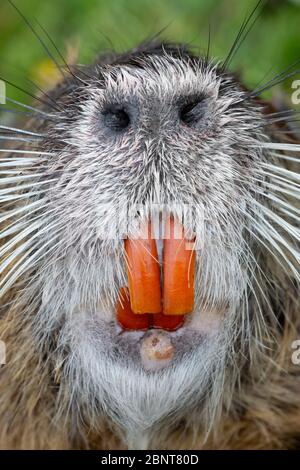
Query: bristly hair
xmin=0 ymin=0 xmax=300 ymax=450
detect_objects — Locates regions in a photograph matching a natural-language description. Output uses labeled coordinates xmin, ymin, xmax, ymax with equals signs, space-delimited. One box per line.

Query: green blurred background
xmin=0 ymin=0 xmax=300 ymax=106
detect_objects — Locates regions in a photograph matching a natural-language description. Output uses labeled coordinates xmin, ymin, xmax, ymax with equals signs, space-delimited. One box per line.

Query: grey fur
xmin=0 ymin=44 xmax=299 ymax=449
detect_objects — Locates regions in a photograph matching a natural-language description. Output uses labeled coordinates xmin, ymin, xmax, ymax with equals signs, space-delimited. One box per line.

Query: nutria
xmin=0 ymin=3 xmax=300 ymax=450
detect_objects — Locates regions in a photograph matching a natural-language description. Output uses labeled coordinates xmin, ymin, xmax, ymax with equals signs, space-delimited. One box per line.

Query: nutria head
xmin=1 ymin=41 xmax=299 ymax=449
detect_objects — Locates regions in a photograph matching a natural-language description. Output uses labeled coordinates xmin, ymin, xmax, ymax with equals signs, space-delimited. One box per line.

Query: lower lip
xmin=139 ymin=330 xmax=176 ymax=371
xmin=116 ymin=326 xmax=184 ymax=372
xmin=115 ymin=291 xmax=191 ymax=370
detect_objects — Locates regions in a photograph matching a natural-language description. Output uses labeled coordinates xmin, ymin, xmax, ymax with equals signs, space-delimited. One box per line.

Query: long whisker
xmin=0 ymin=187 xmax=57 ymax=203
xmin=256 ymin=143 xmax=300 ymax=152
xmin=0 ymin=216 xmax=50 ymax=260
xmin=250 ymin=211 xmax=299 ymax=266
xmin=0 ymin=149 xmax=51 ymax=155
xmin=26 ymin=77 xmax=65 ymax=112
xmin=0 ymin=74 xmax=61 ymax=112
xmin=0 ymin=107 xmax=40 ymax=118
xmin=7 ymin=0 xmax=66 ymax=80
xmin=245 ymin=174 xmax=300 ymax=201
xmin=261 ymin=162 xmax=300 ymax=181
xmin=36 ymin=19 xmax=89 ymax=86
xmin=0 ymin=160 xmax=41 ymax=168
xmin=269 ymin=153 xmax=300 ymax=164
xmin=222 ymin=0 xmax=265 ymax=70
xmin=265 ymin=110 xmax=300 ymax=120
xmin=0 ymin=221 xmax=63 ymax=296
xmin=0 ymin=173 xmax=46 ymax=185
xmin=5 ymin=97 xmax=56 ymax=119
xmin=0 ymin=203 xmax=55 ymax=241
xmin=244 ymin=59 xmax=300 ymax=100
xmin=0 ymin=178 xmax=57 ymax=198
xmin=254 ymin=189 xmax=300 ymax=217
xmin=0 ymin=135 xmax=42 ymax=143
xmin=244 ymin=214 xmax=300 ymax=283
xmin=251 ymin=200 xmax=299 ymax=240
xmin=0 ymin=199 xmax=43 ymax=224
xmin=0 ymin=125 xmax=44 ymax=138
xmin=257 ymin=170 xmax=300 ymax=190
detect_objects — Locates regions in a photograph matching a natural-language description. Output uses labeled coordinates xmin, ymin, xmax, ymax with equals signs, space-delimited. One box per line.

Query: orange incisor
xmin=124 ymin=222 xmax=162 ymax=314
xmin=162 ymin=217 xmax=195 ymax=315
xmin=118 ymin=218 xmax=195 ymax=331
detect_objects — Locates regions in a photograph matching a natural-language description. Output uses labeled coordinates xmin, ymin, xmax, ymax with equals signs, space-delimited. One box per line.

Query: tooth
xmin=152 ymin=312 xmax=184 ymax=331
xmin=116 ymin=287 xmax=150 ymax=330
xmin=125 ymin=222 xmax=162 ymax=314
xmin=162 ymin=217 xmax=195 ymax=315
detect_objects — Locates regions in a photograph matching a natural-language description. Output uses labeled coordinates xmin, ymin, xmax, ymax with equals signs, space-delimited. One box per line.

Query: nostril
xmin=102 ymin=105 xmax=131 ymax=132
xmin=179 ymin=97 xmax=208 ymax=127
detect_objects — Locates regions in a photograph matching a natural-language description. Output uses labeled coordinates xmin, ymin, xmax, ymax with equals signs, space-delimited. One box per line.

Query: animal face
xmin=2 ymin=38 xmax=299 ymax=448
xmin=10 ymin=48 xmax=271 ymax=446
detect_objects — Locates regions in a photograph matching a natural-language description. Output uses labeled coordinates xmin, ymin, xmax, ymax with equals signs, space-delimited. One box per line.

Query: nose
xmin=145 ymin=97 xmax=207 ymax=132
xmin=178 ymin=96 xmax=208 ymax=127
xmin=102 ymin=105 xmax=131 ymax=132
xmin=102 ymin=96 xmax=207 ymax=135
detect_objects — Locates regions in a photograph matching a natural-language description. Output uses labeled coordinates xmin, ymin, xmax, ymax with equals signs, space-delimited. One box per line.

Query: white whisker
xmin=0 ymin=202 xmax=54 ymax=240
xmin=246 ymin=174 xmax=300 ymax=200
xmin=257 ymin=169 xmax=300 ymax=189
xmin=0 ymin=187 xmax=54 ymax=202
xmin=256 ymin=189 xmax=300 ymax=217
xmin=270 ymin=152 xmax=300 ymax=163
xmin=0 ymin=149 xmax=52 ymax=155
xmin=259 ymin=143 xmax=300 ymax=152
xmin=0 ymin=218 xmax=47 ymax=258
xmin=0 ymin=222 xmax=63 ymax=296
xmin=0 ymin=174 xmax=45 ymax=185
xmin=0 ymin=125 xmax=44 ymax=138
xmin=0 ymin=178 xmax=57 ymax=197
xmin=0 ymin=136 xmax=41 ymax=143
xmin=0 ymin=200 xmax=44 ymax=224
xmin=252 ymin=201 xmax=299 ymax=240
xmin=251 ymin=215 xmax=299 ymax=268
xmin=0 ymin=160 xmax=44 ymax=168
xmin=246 ymin=220 xmax=300 ymax=283
xmin=261 ymin=162 xmax=300 ymax=181
xmin=5 ymin=96 xmax=56 ymax=119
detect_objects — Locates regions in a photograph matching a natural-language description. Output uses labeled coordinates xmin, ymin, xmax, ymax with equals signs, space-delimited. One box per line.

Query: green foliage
xmin=0 ymin=0 xmax=300 ymax=104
